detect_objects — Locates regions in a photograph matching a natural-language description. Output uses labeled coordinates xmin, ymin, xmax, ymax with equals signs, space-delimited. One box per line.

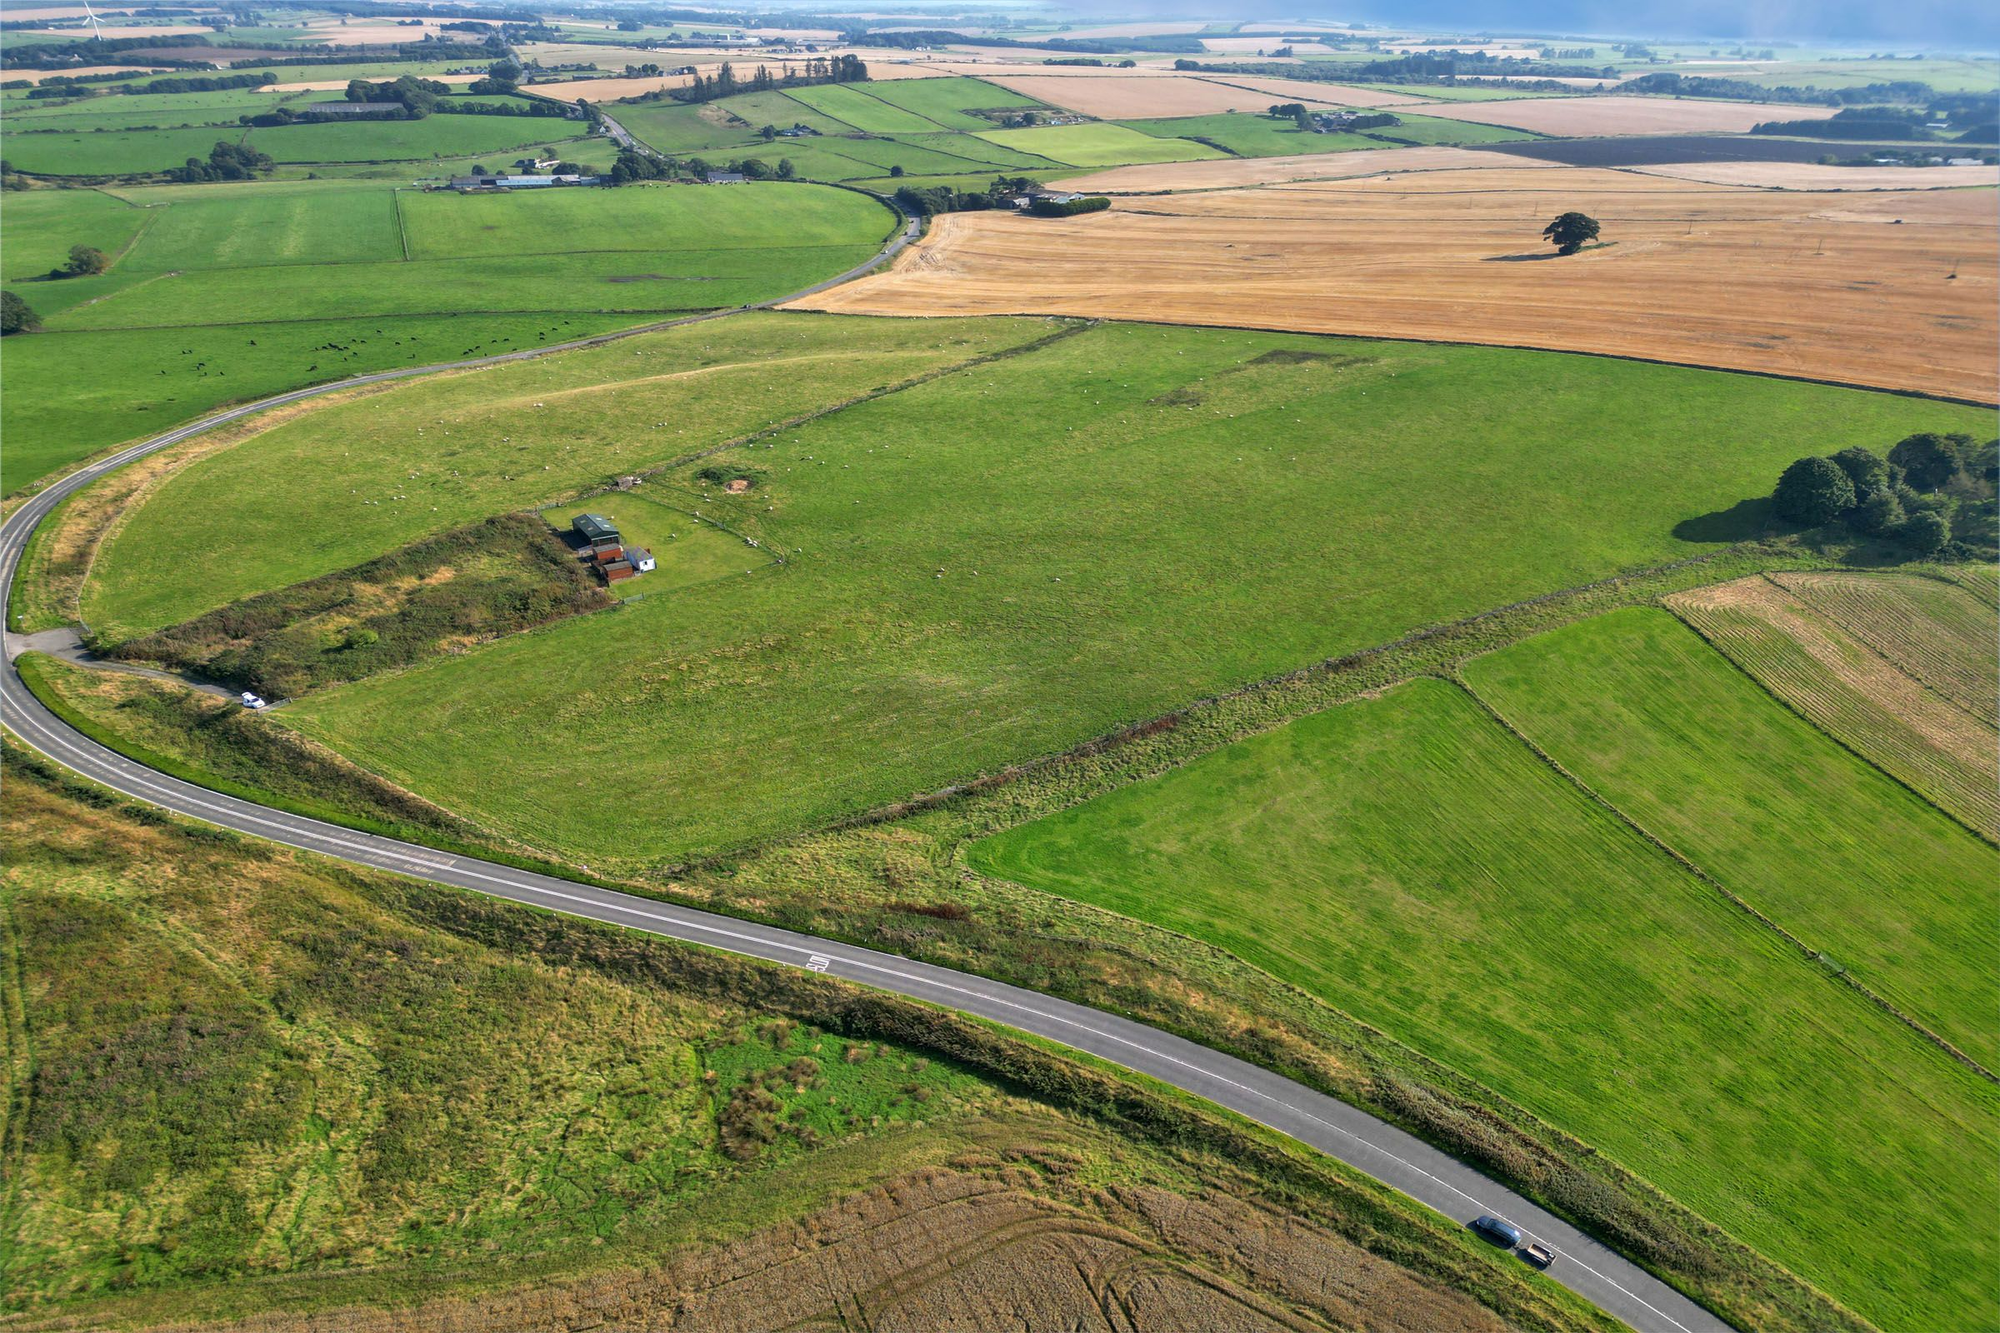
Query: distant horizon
xmin=1057 ymin=1 xmax=2000 ymax=53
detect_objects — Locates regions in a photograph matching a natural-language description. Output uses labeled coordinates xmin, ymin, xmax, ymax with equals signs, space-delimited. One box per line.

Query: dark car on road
xmin=1469 ymin=1215 xmax=1522 ymax=1248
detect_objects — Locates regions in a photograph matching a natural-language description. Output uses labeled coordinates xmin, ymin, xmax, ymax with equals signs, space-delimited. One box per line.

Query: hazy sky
xmin=1331 ymin=0 xmax=1999 ymax=48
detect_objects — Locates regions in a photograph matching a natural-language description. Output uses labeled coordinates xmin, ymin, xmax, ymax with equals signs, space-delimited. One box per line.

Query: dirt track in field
xmin=78 ymin=1164 xmax=1514 ymax=1333
xmin=792 ymin=165 xmax=1998 ymax=402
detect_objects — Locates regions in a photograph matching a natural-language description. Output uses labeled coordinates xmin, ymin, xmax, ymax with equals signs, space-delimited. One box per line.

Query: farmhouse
xmin=706 ymin=170 xmax=747 ymax=184
xmin=448 ymin=173 xmax=598 ymax=191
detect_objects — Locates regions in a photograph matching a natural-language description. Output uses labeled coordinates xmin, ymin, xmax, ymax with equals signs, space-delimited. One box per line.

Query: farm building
xmin=627 ymin=546 xmax=656 ymax=573
xmin=304 ymin=100 xmax=404 ymax=117
xmin=706 ymin=171 xmax=747 ymax=184
xmin=573 ymin=512 xmax=622 ymax=551
xmin=448 ymin=173 xmax=599 ymax=191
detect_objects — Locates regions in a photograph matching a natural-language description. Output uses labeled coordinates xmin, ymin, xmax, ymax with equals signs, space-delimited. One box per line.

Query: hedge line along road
xmin=1 ymin=266 xmax=1732 ymax=1333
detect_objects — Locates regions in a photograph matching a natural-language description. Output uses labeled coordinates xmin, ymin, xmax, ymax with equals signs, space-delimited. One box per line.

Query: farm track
xmin=0 ymin=229 xmax=1739 ymax=1333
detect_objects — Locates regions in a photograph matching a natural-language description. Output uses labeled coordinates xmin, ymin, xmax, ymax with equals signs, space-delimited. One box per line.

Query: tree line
xmin=672 ymin=55 xmax=866 ymax=105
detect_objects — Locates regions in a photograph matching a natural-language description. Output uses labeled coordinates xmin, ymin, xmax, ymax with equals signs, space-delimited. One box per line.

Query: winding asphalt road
xmin=1 ymin=228 xmax=1733 ymax=1333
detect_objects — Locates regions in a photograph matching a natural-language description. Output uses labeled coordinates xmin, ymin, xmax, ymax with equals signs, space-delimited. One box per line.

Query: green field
xmin=0 ymin=181 xmax=892 ymax=494
xmin=783 ymin=82 xmax=954 ymax=134
xmin=848 ymin=74 xmax=1044 ymax=129
xmin=77 ymin=319 xmax=1984 ymax=863
xmin=967 ymin=674 xmax=2000 ymax=1333
xmin=976 ymin=121 xmax=1228 ymax=166
xmin=1123 ymin=112 xmax=1385 ymax=156
xmin=0 ymin=107 xmax=591 ymax=176
xmin=1462 ymin=607 xmax=1999 ymax=1068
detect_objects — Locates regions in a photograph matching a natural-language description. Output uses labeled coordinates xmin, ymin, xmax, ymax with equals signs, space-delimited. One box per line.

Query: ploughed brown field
xmin=791 ymin=165 xmax=1999 ymax=402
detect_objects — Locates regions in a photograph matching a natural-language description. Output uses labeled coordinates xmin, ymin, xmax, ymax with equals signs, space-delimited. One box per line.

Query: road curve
xmin=2 ymin=259 xmax=1731 ymax=1333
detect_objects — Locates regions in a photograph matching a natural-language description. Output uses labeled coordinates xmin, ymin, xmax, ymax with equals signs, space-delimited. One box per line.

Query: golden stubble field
xmin=792 ymin=165 xmax=1999 ymax=402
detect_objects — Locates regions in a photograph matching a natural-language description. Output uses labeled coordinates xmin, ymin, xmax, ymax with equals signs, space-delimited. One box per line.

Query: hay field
xmin=1201 ymin=74 xmax=1439 ymax=106
xmin=1410 ymin=93 xmax=1837 ymax=135
xmin=1630 ymin=161 xmax=2000 ymax=190
xmin=1668 ymin=576 xmax=1999 ymax=835
xmin=1049 ymin=144 xmax=1556 ymax=191
xmin=794 ymin=166 xmax=1999 ymax=401
xmin=982 ymin=72 xmax=1345 ymax=117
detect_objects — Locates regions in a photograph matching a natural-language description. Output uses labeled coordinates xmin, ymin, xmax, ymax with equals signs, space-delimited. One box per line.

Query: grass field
xmin=98 ymin=320 xmax=1979 ymax=865
xmin=1123 ymin=112 xmax=1384 ymax=156
xmin=966 ymin=675 xmax=2000 ymax=1333
xmin=784 ymin=81 xmax=955 ymax=134
xmin=0 ymin=181 xmax=894 ymax=494
xmin=1668 ymin=575 xmax=2000 ymax=836
xmin=976 ymin=120 xmax=1229 ymax=166
xmin=1461 ymin=607 xmax=2000 ymax=1069
xmin=250 ymin=113 xmax=590 ymax=164
xmin=851 ymin=74 xmax=1044 ymax=129
xmin=82 ymin=312 xmax=1048 ymax=633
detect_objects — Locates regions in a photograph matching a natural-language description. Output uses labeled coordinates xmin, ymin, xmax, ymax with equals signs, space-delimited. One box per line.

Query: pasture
xmin=796 ymin=164 xmax=2000 ymax=401
xmin=976 ymin=121 xmax=1227 ymax=166
xmin=1667 ymin=575 xmax=1999 ymax=835
xmin=1461 ymin=606 xmax=1999 ymax=1069
xmin=88 ymin=319 xmax=1978 ymax=864
xmin=0 ymin=181 xmax=896 ymax=493
xmin=1123 ymin=112 xmax=1384 ymax=157
xmin=966 ymin=675 xmax=1999 ymax=1333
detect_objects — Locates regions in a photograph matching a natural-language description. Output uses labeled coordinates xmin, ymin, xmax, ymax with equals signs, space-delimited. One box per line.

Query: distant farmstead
xmin=448 ymin=173 xmax=598 ymax=191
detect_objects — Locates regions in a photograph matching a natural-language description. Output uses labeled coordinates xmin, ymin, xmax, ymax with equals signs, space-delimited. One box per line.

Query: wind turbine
xmin=81 ymin=0 xmax=104 ymax=41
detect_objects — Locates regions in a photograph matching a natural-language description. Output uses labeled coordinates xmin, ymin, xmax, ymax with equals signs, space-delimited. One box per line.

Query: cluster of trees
xmin=467 ymin=59 xmax=522 ymax=94
xmin=344 ymin=74 xmax=452 ymax=117
xmin=891 ymin=175 xmax=1037 ymax=216
xmin=1773 ymin=433 xmax=1995 ymax=555
xmin=1266 ymin=102 xmax=1397 ymax=132
xmin=435 ymin=96 xmax=565 ymax=117
xmin=607 ymin=150 xmax=803 ymax=185
xmin=130 ymin=71 xmax=275 ymax=95
xmin=672 ymin=55 xmax=866 ymax=105
xmin=1621 ymin=72 xmax=1945 ymax=107
xmin=1028 ymin=194 xmax=1110 ymax=218
xmin=168 ymin=140 xmax=273 ymax=182
xmin=1753 ymin=106 xmax=1938 ymax=140
xmin=54 ymin=243 xmax=107 ymax=278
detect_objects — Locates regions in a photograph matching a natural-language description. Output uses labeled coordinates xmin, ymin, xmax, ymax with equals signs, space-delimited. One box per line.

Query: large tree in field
xmin=0 ymin=289 xmax=38 ymax=335
xmin=1773 ymin=455 xmax=1857 ymax=525
xmin=1542 ymin=211 xmax=1600 ymax=255
xmin=64 ymin=244 xmax=107 ymax=277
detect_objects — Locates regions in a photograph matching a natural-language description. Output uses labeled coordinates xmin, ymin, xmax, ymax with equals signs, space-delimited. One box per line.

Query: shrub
xmin=1772 ymin=456 xmax=1856 ymax=526
xmin=1829 ymin=446 xmax=1890 ymax=496
xmin=0 ymin=289 xmax=38 ymax=335
xmin=1887 ymin=432 xmax=1966 ymax=491
xmin=1900 ymin=510 xmax=1950 ymax=555
xmin=1854 ymin=488 xmax=1906 ymax=537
